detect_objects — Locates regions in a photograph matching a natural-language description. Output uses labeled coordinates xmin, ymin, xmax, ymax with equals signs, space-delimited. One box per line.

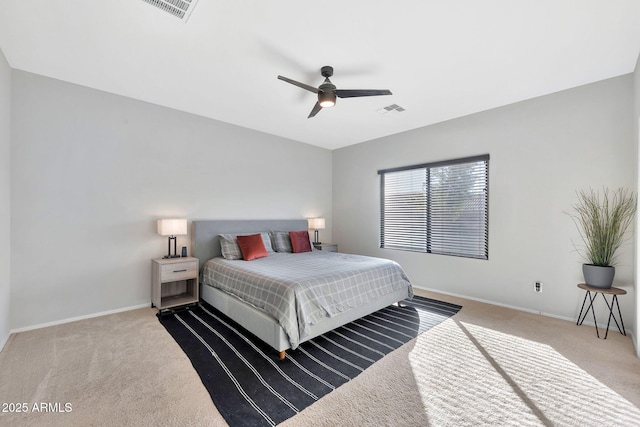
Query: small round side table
xmin=576 ymin=283 xmax=626 ymax=339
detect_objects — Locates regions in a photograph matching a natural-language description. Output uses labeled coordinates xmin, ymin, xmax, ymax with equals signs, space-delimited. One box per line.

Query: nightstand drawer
xmin=160 ymin=261 xmax=198 ymax=282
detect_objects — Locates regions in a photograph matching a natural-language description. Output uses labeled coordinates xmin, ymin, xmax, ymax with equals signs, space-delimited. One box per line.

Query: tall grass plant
xmin=569 ymin=188 xmax=637 ymax=266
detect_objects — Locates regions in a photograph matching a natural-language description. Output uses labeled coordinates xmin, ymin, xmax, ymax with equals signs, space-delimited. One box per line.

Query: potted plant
xmin=568 ymin=187 xmax=637 ymax=288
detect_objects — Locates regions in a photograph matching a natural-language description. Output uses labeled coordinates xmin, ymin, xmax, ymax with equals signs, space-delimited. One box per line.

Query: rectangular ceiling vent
xmin=141 ymin=0 xmax=199 ymax=21
xmin=377 ymin=104 xmax=406 ymax=115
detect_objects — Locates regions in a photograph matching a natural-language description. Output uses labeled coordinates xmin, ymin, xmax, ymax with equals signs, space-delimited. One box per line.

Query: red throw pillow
xmin=236 ymin=234 xmax=268 ymax=261
xmin=289 ymin=230 xmax=312 ymax=253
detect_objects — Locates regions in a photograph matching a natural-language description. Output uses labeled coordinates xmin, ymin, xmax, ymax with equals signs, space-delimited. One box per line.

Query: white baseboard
xmin=9 ymin=303 xmax=151 ymax=334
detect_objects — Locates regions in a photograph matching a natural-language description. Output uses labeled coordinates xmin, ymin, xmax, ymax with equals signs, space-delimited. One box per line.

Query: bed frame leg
xmin=397 ymin=301 xmax=402 ymax=307
xmin=278 ymin=351 xmax=286 ymax=360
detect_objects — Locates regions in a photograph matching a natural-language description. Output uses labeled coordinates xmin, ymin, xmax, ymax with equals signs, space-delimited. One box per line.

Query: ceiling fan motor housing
xmin=318 ymin=81 xmax=337 ymax=107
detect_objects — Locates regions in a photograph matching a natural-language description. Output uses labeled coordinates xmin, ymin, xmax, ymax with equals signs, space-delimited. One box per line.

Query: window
xmin=378 ymin=155 xmax=489 ymax=259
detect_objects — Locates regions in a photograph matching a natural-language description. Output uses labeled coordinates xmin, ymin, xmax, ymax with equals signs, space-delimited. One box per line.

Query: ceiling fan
xmin=277 ymin=66 xmax=392 ymax=118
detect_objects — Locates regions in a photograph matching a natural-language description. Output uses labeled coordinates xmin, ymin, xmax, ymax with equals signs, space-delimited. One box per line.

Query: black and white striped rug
xmin=159 ymin=296 xmax=461 ymax=427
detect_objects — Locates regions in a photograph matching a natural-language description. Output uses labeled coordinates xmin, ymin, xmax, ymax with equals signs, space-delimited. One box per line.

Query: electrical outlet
xmin=534 ymin=281 xmax=542 ymax=293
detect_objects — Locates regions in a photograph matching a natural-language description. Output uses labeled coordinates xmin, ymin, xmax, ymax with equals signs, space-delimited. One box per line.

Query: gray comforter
xmin=201 ymin=251 xmax=413 ymax=349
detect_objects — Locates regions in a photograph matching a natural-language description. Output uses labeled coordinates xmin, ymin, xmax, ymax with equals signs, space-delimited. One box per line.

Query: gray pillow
xmin=269 ymin=231 xmax=293 ymax=253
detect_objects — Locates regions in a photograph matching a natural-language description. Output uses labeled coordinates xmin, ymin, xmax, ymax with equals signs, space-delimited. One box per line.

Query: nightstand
xmin=151 ymin=257 xmax=199 ymax=313
xmin=313 ymin=243 xmax=338 ymax=252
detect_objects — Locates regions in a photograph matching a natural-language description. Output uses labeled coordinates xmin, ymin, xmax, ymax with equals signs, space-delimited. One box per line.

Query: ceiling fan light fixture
xmin=319 ymin=100 xmax=335 ymax=108
xmin=318 ymin=92 xmax=336 ymax=108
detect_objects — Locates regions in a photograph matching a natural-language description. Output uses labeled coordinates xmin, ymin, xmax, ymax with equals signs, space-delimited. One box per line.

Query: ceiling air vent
xmin=141 ymin=0 xmax=199 ymax=21
xmin=377 ymin=104 xmax=406 ymax=115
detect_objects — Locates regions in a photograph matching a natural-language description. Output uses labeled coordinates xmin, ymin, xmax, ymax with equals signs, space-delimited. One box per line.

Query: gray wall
xmin=10 ymin=71 xmax=332 ymax=330
xmin=0 ymin=49 xmax=10 ymax=349
xmin=333 ymin=75 xmax=637 ymax=332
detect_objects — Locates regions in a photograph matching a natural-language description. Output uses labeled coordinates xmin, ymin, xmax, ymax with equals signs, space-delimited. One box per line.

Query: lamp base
xmin=164 ymin=236 xmax=180 ymax=259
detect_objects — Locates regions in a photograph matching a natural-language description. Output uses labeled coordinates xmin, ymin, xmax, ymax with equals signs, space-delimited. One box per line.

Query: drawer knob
xmin=173 ymin=269 xmax=187 ymax=273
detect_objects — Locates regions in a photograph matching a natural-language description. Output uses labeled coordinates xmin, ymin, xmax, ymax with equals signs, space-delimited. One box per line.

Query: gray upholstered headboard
xmin=191 ymin=219 xmax=309 ymax=269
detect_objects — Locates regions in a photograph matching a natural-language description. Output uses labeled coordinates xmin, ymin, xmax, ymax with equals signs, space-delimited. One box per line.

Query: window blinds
xmin=379 ymin=155 xmax=489 ymax=260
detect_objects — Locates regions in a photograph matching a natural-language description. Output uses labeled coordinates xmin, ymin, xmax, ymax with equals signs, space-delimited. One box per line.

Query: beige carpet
xmin=1 ymin=289 xmax=639 ymax=426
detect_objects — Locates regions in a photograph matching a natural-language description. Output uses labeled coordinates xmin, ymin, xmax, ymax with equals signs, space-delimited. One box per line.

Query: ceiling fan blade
xmin=278 ymin=75 xmax=319 ymax=94
xmin=308 ymin=102 xmax=322 ymax=118
xmin=335 ymin=89 xmax=392 ymax=98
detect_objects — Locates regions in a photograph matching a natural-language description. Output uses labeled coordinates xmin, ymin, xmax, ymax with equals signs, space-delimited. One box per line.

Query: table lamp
xmin=307 ymin=218 xmax=325 ymax=244
xmin=157 ymin=218 xmax=187 ymax=258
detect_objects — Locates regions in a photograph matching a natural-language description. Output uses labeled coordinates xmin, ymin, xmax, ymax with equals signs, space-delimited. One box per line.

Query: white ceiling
xmin=1 ymin=1 xmax=639 ymax=150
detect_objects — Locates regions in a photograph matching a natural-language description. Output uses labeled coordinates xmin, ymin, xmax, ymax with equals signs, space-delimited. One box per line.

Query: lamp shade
xmin=307 ymin=218 xmax=325 ymax=230
xmin=157 ymin=219 xmax=187 ymax=236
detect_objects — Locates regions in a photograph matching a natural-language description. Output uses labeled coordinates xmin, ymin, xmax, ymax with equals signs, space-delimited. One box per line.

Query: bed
xmin=192 ymin=219 xmax=413 ymax=359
